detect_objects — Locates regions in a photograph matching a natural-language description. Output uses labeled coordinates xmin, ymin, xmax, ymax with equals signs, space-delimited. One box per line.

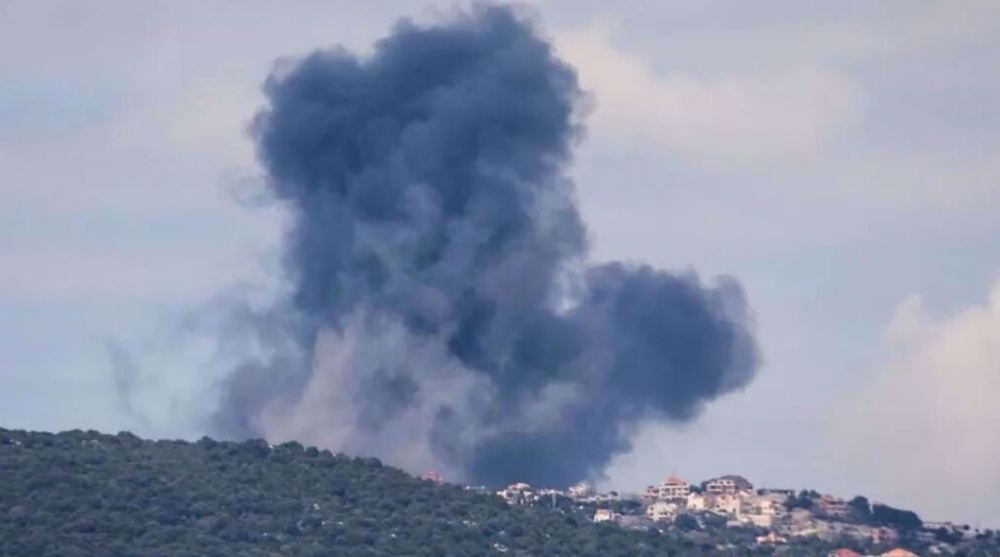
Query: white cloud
xmin=830 ymin=281 xmax=1000 ymax=526
xmin=555 ymin=28 xmax=860 ymax=168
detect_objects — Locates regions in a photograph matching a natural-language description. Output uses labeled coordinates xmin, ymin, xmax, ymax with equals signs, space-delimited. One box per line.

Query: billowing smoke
xmin=212 ymin=4 xmax=759 ymax=487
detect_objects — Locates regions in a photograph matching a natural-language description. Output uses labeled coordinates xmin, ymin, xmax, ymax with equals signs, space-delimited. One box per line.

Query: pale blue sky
xmin=1 ymin=1 xmax=998 ymax=527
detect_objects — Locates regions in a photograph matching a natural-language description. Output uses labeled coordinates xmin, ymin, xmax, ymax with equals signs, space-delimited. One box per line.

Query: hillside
xmin=0 ymin=428 xmax=993 ymax=557
xmin=0 ymin=428 xmax=696 ymax=557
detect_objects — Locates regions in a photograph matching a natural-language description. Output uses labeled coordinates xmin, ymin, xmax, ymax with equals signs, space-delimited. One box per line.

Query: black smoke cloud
xmin=213 ymin=4 xmax=759 ymax=487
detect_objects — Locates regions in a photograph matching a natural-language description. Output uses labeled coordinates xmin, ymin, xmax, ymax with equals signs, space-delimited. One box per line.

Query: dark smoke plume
xmin=213 ymin=4 xmax=759 ymax=487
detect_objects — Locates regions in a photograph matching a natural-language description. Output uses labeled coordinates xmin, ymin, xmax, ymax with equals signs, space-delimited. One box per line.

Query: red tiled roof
xmin=882 ymin=549 xmax=919 ymax=557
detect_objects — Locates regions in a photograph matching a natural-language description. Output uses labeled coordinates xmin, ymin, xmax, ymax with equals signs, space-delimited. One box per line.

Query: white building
xmin=744 ymin=495 xmax=785 ymax=516
xmin=740 ymin=495 xmax=785 ymax=528
xmin=497 ymin=483 xmax=536 ymax=505
xmin=594 ymin=509 xmax=618 ymax=523
xmin=709 ymin=493 xmax=742 ymax=517
xmin=704 ymin=475 xmax=754 ymax=495
xmin=644 ymin=476 xmax=691 ymax=501
xmin=686 ymin=493 xmax=707 ymax=511
xmin=646 ymin=501 xmax=680 ymax=522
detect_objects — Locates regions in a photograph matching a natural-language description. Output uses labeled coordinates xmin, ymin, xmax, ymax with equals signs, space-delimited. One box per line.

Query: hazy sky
xmin=1 ymin=1 xmax=998 ymax=527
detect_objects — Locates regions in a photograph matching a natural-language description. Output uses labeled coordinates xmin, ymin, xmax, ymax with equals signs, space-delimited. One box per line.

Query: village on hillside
xmin=472 ymin=474 xmax=993 ymax=556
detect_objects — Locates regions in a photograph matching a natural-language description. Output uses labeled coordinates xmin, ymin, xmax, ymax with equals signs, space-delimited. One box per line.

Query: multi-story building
xmin=709 ymin=493 xmax=742 ymax=517
xmin=646 ymin=501 xmax=680 ymax=522
xmin=817 ymin=495 xmax=850 ymax=517
xmin=686 ymin=492 xmax=707 ymax=511
xmin=741 ymin=495 xmax=786 ymax=528
xmin=643 ymin=476 xmax=691 ymax=501
xmin=497 ymin=482 xmax=535 ymax=505
xmin=704 ymin=475 xmax=754 ymax=495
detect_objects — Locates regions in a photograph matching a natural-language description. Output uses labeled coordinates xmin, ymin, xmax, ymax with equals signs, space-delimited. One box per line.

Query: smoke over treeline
xmin=212 ymin=4 xmax=759 ymax=487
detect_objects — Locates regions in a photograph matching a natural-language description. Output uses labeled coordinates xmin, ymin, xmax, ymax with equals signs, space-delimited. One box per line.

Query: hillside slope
xmin=7 ymin=428 xmax=991 ymax=557
xmin=1 ymin=428 xmax=692 ymax=557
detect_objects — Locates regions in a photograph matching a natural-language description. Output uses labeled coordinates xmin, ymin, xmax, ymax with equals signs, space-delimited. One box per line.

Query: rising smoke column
xmin=213 ymin=4 xmax=760 ymax=487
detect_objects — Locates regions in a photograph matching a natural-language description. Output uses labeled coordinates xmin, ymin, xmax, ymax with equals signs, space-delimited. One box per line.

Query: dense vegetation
xmin=0 ymin=428 xmax=718 ymax=556
xmin=1 ymin=428 xmax=996 ymax=556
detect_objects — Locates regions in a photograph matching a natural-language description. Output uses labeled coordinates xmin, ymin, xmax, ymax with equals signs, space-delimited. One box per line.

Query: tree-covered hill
xmin=7 ymin=428 xmax=994 ymax=557
xmin=0 ymin=428 xmax=707 ymax=557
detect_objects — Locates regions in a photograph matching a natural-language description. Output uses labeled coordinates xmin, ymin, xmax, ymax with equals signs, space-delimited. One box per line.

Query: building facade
xmin=704 ymin=475 xmax=754 ymax=495
xmin=644 ymin=476 xmax=691 ymax=501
